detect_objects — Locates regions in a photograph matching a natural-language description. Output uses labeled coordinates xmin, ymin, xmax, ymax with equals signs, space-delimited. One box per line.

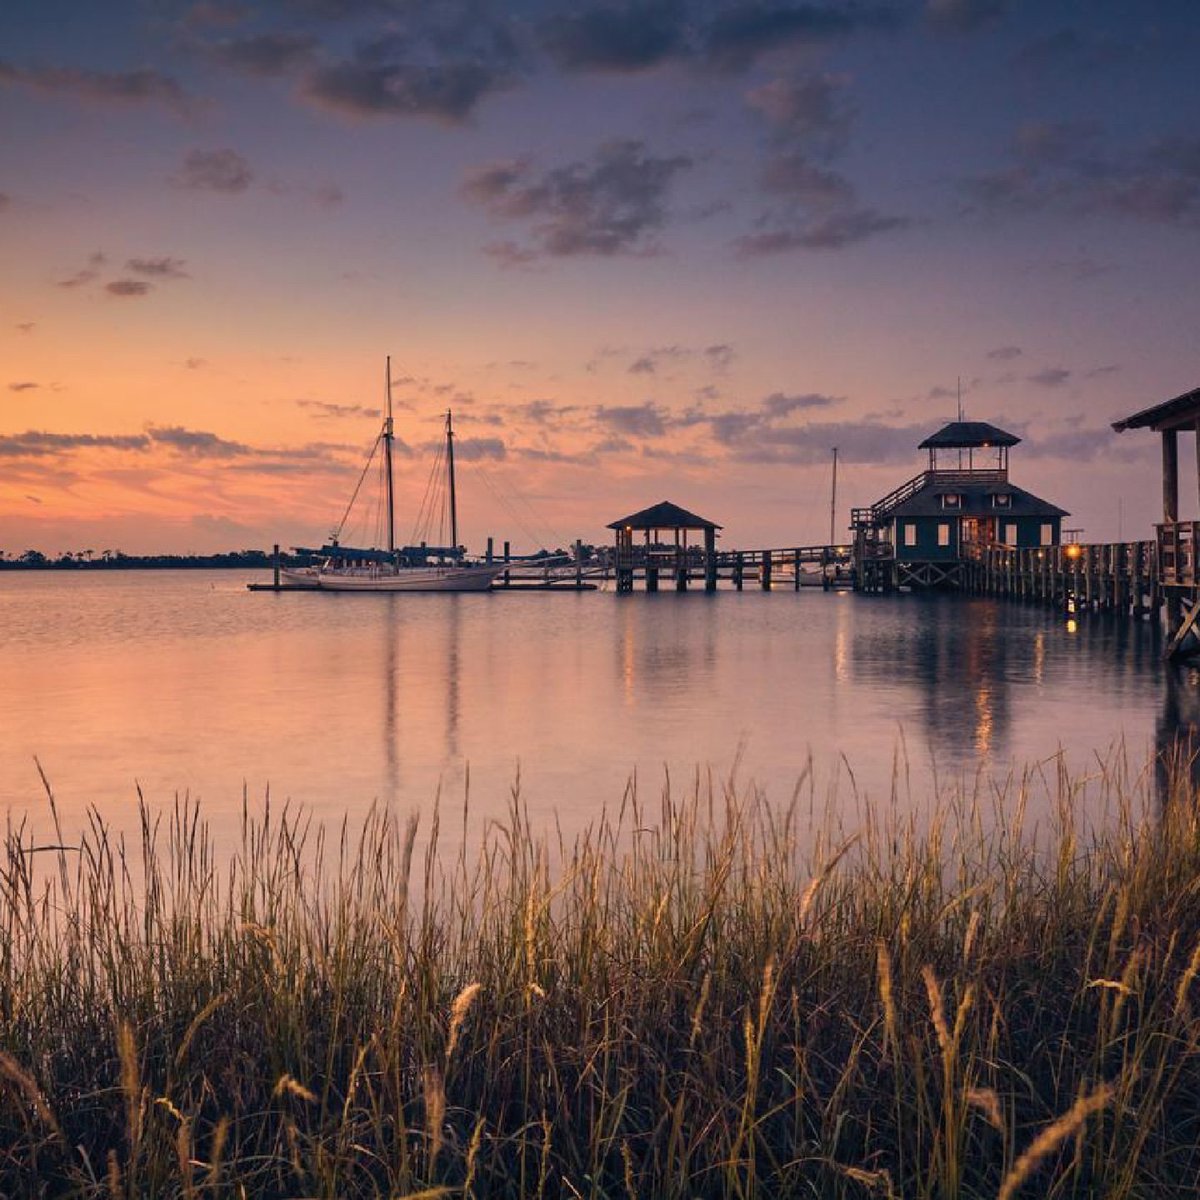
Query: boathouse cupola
xmin=917 ymin=420 xmax=1020 ymax=476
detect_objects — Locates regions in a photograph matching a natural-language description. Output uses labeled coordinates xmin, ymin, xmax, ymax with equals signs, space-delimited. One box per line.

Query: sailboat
xmin=280 ymin=360 xmax=506 ymax=592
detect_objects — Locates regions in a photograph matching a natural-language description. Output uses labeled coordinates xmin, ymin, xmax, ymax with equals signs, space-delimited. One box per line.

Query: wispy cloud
xmin=174 ymin=148 xmax=254 ymax=193
xmin=127 ymin=256 xmax=189 ymax=279
xmin=296 ymin=399 xmax=383 ymax=420
xmin=0 ymin=61 xmax=191 ymax=111
xmin=539 ymin=2 xmax=688 ymax=74
xmin=926 ymin=0 xmax=1008 ymax=33
xmin=1028 ymin=367 xmax=1071 ymax=388
xmin=106 ymin=280 xmax=152 ymax=298
xmin=704 ymin=3 xmax=899 ymax=72
xmin=201 ymin=32 xmax=319 ymax=76
xmin=57 ymin=251 xmax=107 ymax=289
xmin=594 ymin=402 xmax=670 ymax=438
xmin=302 ymin=23 xmax=518 ymax=123
xmin=463 ymin=140 xmax=693 ymax=260
xmin=962 ymin=120 xmax=1200 ymax=229
xmin=0 ymin=431 xmax=151 ymax=458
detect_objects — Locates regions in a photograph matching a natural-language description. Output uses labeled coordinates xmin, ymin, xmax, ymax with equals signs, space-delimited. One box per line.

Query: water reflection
xmin=1158 ymin=665 xmax=1200 ymax=804
xmin=848 ymin=596 xmax=1173 ymax=777
xmin=0 ymin=571 xmax=1190 ymax=841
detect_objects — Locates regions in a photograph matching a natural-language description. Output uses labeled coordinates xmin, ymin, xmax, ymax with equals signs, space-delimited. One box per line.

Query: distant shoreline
xmin=0 ymin=551 xmax=302 ymax=571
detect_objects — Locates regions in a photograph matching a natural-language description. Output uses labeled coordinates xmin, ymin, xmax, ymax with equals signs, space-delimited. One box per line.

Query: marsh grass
xmin=3 ymin=748 xmax=1200 ymax=1197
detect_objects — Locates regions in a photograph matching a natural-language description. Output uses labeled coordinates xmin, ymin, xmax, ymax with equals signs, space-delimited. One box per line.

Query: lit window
xmin=1040 ymin=523 xmax=1053 ymax=546
xmin=903 ymin=523 xmax=917 ymax=547
xmin=1005 ymin=523 xmax=1018 ymax=547
xmin=942 ymin=493 xmax=961 ymax=508
xmin=938 ymin=523 xmax=951 ymax=547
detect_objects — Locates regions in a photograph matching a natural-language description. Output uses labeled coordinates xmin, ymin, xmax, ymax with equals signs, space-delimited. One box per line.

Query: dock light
xmin=1065 ymin=544 xmax=1082 ymax=559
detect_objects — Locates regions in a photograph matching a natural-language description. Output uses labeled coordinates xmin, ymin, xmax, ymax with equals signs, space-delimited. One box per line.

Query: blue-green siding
xmin=893 ymin=517 xmax=960 ymax=561
xmin=892 ymin=514 xmax=1061 ymax=561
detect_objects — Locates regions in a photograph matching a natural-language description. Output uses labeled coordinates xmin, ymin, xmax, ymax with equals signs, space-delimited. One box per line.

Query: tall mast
xmin=446 ymin=409 xmax=458 ymax=549
xmin=829 ymin=446 xmax=839 ymax=546
xmin=384 ymin=357 xmax=395 ymax=555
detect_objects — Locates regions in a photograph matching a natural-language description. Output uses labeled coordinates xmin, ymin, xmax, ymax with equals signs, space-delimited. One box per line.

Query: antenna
xmin=957 ymin=376 xmax=964 ymax=469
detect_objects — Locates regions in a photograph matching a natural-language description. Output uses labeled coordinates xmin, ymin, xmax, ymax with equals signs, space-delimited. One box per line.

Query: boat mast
xmin=384 ymin=357 xmax=395 ymax=555
xmin=446 ymin=409 xmax=458 ymax=549
xmin=829 ymin=446 xmax=839 ymax=546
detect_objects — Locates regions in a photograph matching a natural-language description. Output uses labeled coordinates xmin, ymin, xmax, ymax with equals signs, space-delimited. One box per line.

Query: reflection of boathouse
xmin=852 ymin=421 xmax=1068 ymax=591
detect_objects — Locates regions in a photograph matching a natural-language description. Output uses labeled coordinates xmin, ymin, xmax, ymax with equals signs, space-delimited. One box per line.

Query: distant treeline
xmin=0 ymin=548 xmax=306 ymax=570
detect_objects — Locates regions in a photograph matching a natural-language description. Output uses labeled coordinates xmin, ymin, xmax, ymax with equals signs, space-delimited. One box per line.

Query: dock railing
xmin=1158 ymin=521 xmax=1200 ymax=587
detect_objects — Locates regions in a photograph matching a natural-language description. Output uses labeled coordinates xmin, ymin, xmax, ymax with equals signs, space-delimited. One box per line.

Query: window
xmin=1004 ymin=523 xmax=1018 ymax=547
xmin=941 ymin=493 xmax=961 ymax=508
xmin=1040 ymin=523 xmax=1054 ymax=546
xmin=992 ymin=493 xmax=1011 ymax=508
xmin=903 ymin=522 xmax=917 ymax=547
xmin=937 ymin=523 xmax=951 ymax=547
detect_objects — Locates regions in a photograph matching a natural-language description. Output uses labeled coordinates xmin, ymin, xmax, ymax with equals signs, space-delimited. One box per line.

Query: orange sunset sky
xmin=3 ymin=0 xmax=1199 ymax=556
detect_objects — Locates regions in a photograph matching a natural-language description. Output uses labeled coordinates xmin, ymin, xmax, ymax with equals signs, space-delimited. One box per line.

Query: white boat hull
xmin=281 ymin=564 xmax=502 ymax=592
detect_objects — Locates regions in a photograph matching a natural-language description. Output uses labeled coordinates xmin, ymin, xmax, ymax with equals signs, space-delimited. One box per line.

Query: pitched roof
xmin=887 ymin=480 xmax=1068 ymax=520
xmin=918 ymin=421 xmax=1021 ymax=449
xmin=1112 ymin=386 xmax=1200 ymax=433
xmin=606 ymin=500 xmax=722 ymax=531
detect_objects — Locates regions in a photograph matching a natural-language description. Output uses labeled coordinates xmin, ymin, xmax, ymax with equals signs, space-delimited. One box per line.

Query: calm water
xmin=1 ymin=570 xmax=1195 ymax=842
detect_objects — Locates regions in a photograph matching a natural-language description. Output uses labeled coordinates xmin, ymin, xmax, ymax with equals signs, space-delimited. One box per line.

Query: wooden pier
xmin=600 ymin=544 xmax=854 ymax=593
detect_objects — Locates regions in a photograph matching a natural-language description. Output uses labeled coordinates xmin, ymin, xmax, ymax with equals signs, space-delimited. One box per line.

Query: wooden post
xmin=273 ymin=543 xmax=280 ymax=589
xmin=704 ymin=527 xmax=717 ymax=592
xmin=1164 ymin=430 xmax=1180 ymax=524
xmin=486 ymin=536 xmax=494 ymax=563
xmin=575 ymin=539 xmax=583 ymax=588
xmin=503 ymin=539 xmax=511 ymax=588
xmin=793 ymin=548 xmax=802 ymax=591
xmin=761 ymin=551 xmax=772 ymax=590
xmin=1164 ymin=431 xmax=1181 ymax=632
xmin=734 ymin=551 xmax=744 ymax=591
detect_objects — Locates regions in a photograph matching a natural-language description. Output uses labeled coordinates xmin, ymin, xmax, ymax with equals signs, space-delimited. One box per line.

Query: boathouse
xmin=608 ymin=500 xmax=721 ymax=592
xmin=852 ymin=421 xmax=1068 ymax=590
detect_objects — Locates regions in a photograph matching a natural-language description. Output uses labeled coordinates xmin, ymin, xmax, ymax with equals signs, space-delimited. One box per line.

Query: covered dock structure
xmin=1114 ymin=385 xmax=1200 ymax=656
xmin=608 ymin=501 xmax=721 ymax=592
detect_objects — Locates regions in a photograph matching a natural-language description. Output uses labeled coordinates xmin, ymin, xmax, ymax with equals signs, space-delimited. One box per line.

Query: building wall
xmin=892 ymin=517 xmax=961 ymax=561
xmin=892 ymin=513 xmax=1061 ymax=559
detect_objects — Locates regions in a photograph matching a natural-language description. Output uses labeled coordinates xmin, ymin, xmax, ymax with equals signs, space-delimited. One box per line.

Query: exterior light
xmin=1065 ymin=544 xmax=1082 ymax=559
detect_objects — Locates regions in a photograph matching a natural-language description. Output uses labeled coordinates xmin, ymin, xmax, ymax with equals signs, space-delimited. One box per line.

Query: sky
xmin=2 ymin=0 xmax=1198 ymax=556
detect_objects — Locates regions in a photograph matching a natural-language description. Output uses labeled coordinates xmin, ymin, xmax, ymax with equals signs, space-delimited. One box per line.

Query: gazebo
xmin=607 ymin=500 xmax=721 ymax=592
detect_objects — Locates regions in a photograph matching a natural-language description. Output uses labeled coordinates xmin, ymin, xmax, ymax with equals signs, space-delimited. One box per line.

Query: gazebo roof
xmin=1112 ymin=386 xmax=1200 ymax=433
xmin=918 ymin=421 xmax=1021 ymax=450
xmin=606 ymin=500 xmax=722 ymax=531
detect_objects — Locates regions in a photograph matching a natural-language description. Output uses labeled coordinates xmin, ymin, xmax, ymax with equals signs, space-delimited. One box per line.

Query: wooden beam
xmin=1164 ymin=594 xmax=1200 ymax=662
xmin=1163 ymin=429 xmax=1179 ymax=524
xmin=1194 ymin=420 xmax=1200 ymax=517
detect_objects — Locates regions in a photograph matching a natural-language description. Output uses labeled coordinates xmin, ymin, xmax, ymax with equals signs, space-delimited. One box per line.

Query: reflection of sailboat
xmin=282 ymin=360 xmax=504 ymax=593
